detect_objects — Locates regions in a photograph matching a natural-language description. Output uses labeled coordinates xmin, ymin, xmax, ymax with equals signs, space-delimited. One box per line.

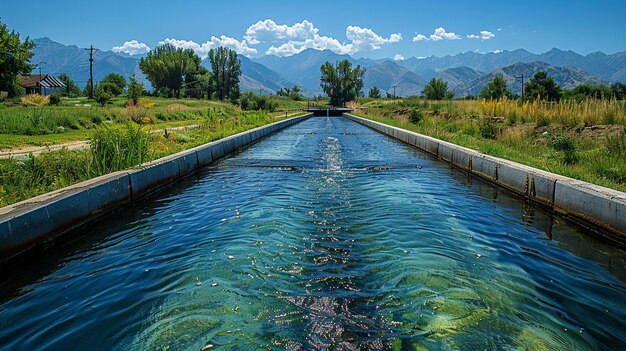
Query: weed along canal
xmin=0 ymin=116 xmax=625 ymax=350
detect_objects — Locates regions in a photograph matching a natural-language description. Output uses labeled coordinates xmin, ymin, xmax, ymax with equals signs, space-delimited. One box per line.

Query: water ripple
xmin=0 ymin=117 xmax=624 ymax=350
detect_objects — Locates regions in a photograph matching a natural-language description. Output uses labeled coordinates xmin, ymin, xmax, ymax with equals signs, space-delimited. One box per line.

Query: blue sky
xmin=3 ymin=0 xmax=626 ymax=59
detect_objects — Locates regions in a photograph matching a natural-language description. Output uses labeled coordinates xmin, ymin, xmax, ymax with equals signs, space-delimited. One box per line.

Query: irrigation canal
xmin=0 ymin=116 xmax=624 ymax=350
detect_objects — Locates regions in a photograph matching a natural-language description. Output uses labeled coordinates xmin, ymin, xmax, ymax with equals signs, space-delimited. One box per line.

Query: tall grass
xmin=90 ymin=124 xmax=150 ymax=174
xmin=477 ymin=98 xmax=626 ymax=126
xmin=0 ymin=107 xmax=293 ymax=207
xmin=354 ymin=100 xmax=626 ymax=192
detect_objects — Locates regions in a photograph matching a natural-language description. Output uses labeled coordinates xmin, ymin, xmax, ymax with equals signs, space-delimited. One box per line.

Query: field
xmin=0 ymin=96 xmax=308 ymax=207
xmin=2 ymin=95 xmax=625 ymax=207
xmin=352 ymin=98 xmax=626 ymax=192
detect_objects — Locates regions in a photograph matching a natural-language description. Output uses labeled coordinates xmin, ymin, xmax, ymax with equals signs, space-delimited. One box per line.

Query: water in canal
xmin=0 ymin=117 xmax=625 ymax=350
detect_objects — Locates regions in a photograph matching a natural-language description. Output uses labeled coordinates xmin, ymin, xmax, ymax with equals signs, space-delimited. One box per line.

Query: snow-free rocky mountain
xmin=31 ymin=37 xmax=626 ymax=97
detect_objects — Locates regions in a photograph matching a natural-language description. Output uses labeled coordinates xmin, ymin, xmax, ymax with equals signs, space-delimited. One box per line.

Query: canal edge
xmin=0 ymin=114 xmax=313 ymax=260
xmin=344 ymin=113 xmax=626 ymax=244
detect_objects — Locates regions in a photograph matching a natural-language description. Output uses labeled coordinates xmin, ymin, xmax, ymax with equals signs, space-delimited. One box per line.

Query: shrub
xmin=98 ymin=81 xmax=123 ymax=97
xmin=479 ymin=118 xmax=498 ymax=139
xmin=49 ymin=92 xmax=61 ymax=106
xmin=138 ymin=98 xmax=156 ymax=108
xmin=408 ymin=108 xmax=423 ymax=124
xmin=550 ymin=133 xmax=579 ymax=164
xmin=94 ymin=86 xmax=113 ymax=106
xmin=21 ymin=94 xmax=49 ymax=107
xmin=121 ymin=106 xmax=148 ymax=124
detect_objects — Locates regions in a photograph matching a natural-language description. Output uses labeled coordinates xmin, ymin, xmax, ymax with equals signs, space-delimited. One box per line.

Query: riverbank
xmin=352 ymin=98 xmax=626 ymax=192
xmin=0 ymin=97 xmax=307 ymax=207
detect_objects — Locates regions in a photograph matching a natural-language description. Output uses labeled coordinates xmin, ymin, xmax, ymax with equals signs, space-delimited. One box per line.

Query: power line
xmin=85 ymin=45 xmax=99 ymax=98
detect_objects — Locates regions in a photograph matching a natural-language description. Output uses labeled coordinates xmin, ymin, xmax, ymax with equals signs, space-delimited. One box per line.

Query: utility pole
xmin=514 ymin=74 xmax=526 ymax=103
xmin=85 ymin=45 xmax=98 ymax=99
xmin=392 ymin=85 xmax=397 ymax=99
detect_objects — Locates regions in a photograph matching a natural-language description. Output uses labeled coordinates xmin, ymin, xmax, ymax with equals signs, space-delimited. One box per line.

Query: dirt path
xmin=0 ymin=124 xmax=199 ymax=159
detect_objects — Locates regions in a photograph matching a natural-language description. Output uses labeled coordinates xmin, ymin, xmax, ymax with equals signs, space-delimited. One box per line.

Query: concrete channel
xmin=1 ymin=113 xmax=625 ymax=259
xmin=344 ymin=114 xmax=626 ymax=242
xmin=0 ymin=114 xmax=312 ymax=259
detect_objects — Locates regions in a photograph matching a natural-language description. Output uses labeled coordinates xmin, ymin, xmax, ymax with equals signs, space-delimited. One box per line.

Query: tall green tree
xmin=0 ymin=20 xmax=35 ymax=97
xmin=368 ymin=86 xmax=381 ymax=98
xmin=320 ymin=59 xmax=366 ymax=106
xmin=184 ymin=66 xmax=212 ymax=99
xmin=480 ymin=74 xmax=513 ymax=100
xmin=208 ymin=47 xmax=241 ymax=103
xmin=422 ymin=78 xmax=453 ymax=100
xmin=524 ymin=71 xmax=562 ymax=101
xmin=100 ymin=73 xmax=126 ymax=96
xmin=139 ymin=43 xmax=203 ymax=98
xmin=58 ymin=73 xmax=81 ymax=97
xmin=289 ymin=85 xmax=302 ymax=100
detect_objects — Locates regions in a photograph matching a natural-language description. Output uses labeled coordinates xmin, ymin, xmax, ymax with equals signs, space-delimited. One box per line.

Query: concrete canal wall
xmin=0 ymin=114 xmax=312 ymax=259
xmin=344 ymin=114 xmax=626 ymax=241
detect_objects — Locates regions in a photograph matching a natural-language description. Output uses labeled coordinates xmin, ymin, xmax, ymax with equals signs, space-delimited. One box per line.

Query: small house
xmin=18 ymin=74 xmax=66 ymax=96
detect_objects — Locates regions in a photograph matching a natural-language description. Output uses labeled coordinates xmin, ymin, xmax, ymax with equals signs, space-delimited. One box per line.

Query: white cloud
xmin=266 ymin=35 xmax=353 ymax=56
xmin=412 ymin=34 xmax=429 ymax=42
xmin=467 ymin=30 xmax=495 ymax=40
xmin=497 ymin=28 xmax=502 ymax=32
xmin=480 ymin=30 xmax=495 ymax=40
xmin=112 ymin=40 xmax=151 ymax=55
xmin=394 ymin=54 xmax=404 ymax=61
xmin=244 ymin=19 xmax=318 ymax=44
xmin=413 ymin=27 xmax=460 ymax=42
xmin=161 ymin=36 xmax=257 ymax=58
xmin=429 ymin=27 xmax=461 ymax=41
xmin=263 ymin=22 xmax=402 ymax=57
xmin=346 ymin=26 xmax=402 ymax=51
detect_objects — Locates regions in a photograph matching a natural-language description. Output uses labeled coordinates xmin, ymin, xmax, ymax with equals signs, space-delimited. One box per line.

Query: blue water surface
xmin=0 ymin=117 xmax=624 ymax=350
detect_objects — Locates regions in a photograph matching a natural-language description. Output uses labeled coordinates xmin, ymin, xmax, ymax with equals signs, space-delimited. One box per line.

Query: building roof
xmin=18 ymin=74 xmax=66 ymax=89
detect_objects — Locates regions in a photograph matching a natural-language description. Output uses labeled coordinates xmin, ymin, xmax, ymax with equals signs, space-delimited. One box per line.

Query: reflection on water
xmin=0 ymin=117 xmax=625 ymax=351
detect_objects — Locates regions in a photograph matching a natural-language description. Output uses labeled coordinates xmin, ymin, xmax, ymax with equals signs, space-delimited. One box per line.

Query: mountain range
xmin=31 ymin=37 xmax=626 ymax=98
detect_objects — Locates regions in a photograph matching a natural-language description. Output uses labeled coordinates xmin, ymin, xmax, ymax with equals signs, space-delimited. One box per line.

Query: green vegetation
xmin=90 ymin=124 xmax=149 ymax=174
xmin=239 ymin=91 xmax=277 ymax=111
xmin=354 ymin=97 xmax=626 ymax=192
xmin=0 ymin=19 xmax=35 ymax=98
xmin=208 ymin=47 xmax=241 ymax=102
xmin=99 ymin=73 xmax=126 ymax=96
xmin=58 ymin=74 xmax=81 ymax=97
xmin=422 ymin=78 xmax=453 ymax=100
xmin=320 ymin=59 xmax=365 ymax=106
xmin=126 ymin=74 xmax=144 ymax=105
xmin=563 ymin=82 xmax=626 ymax=101
xmin=524 ymin=71 xmax=562 ymax=101
xmin=0 ymin=97 xmax=303 ymax=207
xmin=368 ymin=86 xmax=382 ymax=99
xmin=139 ymin=43 xmax=204 ymax=98
xmin=480 ymin=74 xmax=513 ymax=100
xmin=276 ymin=86 xmax=303 ymax=101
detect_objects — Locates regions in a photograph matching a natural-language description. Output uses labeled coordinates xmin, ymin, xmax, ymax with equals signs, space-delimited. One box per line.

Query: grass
xmin=353 ymin=97 xmax=626 ymax=192
xmin=0 ymin=97 xmax=304 ymax=207
xmin=0 ymin=97 xmax=266 ymax=147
